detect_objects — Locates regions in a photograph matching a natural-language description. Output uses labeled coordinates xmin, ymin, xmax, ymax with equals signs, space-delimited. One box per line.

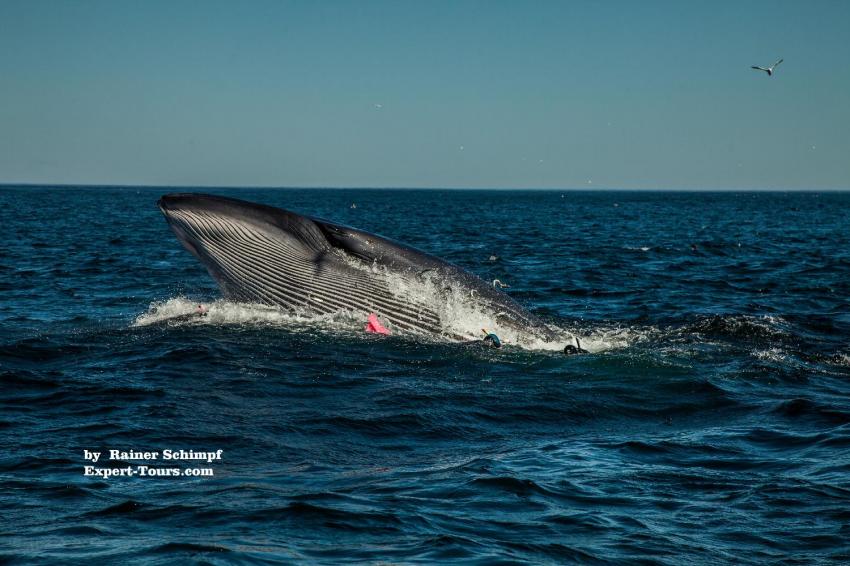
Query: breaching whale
xmin=158 ymin=194 xmax=556 ymax=343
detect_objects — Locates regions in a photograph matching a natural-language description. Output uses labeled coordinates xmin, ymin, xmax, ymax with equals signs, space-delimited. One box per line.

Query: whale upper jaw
xmin=158 ymin=193 xmax=555 ymax=341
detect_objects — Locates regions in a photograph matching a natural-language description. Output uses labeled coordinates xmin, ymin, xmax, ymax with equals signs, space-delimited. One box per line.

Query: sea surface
xmin=1 ymin=186 xmax=849 ymax=564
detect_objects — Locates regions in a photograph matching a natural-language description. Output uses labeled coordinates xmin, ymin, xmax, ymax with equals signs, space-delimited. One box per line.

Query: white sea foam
xmin=752 ymin=347 xmax=788 ymax=363
xmin=132 ymin=295 xmax=639 ymax=354
xmin=345 ymin=257 xmax=639 ymax=352
xmin=132 ymin=297 xmax=360 ymax=331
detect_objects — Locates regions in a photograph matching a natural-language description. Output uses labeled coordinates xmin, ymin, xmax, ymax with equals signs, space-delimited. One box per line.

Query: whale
xmin=158 ymin=193 xmax=556 ymax=342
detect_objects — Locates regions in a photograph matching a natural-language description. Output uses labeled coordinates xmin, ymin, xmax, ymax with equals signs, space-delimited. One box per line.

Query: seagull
xmin=751 ymin=59 xmax=783 ymax=76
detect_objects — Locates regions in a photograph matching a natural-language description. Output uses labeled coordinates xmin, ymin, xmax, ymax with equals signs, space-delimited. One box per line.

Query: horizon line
xmin=2 ymin=182 xmax=849 ymax=192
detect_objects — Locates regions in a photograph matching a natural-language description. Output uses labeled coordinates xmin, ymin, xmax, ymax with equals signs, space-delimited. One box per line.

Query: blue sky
xmin=1 ymin=0 xmax=848 ymax=189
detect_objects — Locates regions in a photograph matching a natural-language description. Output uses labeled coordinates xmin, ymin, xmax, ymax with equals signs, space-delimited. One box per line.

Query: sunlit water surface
xmin=2 ymin=187 xmax=849 ymax=563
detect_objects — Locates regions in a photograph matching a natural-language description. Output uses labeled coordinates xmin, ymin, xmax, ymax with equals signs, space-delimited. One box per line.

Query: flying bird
xmin=751 ymin=59 xmax=783 ymax=76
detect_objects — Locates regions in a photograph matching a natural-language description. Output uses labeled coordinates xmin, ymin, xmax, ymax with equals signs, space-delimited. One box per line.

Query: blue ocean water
xmin=1 ymin=186 xmax=849 ymax=564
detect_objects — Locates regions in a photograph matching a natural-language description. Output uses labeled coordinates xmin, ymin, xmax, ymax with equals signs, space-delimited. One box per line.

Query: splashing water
xmin=133 ymin=295 xmax=641 ymax=354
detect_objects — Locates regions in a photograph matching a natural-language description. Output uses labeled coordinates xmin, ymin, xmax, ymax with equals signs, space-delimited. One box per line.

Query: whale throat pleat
xmin=165 ymin=208 xmax=443 ymax=334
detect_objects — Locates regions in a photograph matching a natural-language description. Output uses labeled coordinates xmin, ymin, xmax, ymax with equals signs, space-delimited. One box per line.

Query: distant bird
xmin=751 ymin=59 xmax=783 ymax=76
xmin=492 ymin=279 xmax=510 ymax=289
xmin=373 ymin=103 xmax=383 ymax=110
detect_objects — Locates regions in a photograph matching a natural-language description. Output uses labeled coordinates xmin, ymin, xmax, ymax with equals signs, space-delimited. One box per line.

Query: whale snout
xmin=157 ymin=195 xmax=172 ymax=213
xmin=157 ymin=193 xmax=199 ymax=216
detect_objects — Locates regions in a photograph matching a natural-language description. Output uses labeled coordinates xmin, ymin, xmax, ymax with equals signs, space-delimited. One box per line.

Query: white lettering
xmin=83 ymin=450 xmax=100 ymax=463
xmin=108 ymin=450 xmax=160 ymax=460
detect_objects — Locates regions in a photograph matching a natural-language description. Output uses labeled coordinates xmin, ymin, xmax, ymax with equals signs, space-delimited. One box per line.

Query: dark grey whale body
xmin=158 ymin=194 xmax=555 ymax=341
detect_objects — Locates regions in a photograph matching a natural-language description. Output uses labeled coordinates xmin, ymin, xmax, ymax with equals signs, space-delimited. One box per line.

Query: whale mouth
xmin=157 ymin=193 xmax=557 ymax=343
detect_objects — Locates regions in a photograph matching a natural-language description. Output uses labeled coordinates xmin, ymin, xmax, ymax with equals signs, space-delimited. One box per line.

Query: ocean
xmin=2 ymin=186 xmax=849 ymax=564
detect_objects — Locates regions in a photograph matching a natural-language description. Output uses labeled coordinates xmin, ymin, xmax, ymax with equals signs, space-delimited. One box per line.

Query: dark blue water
xmin=2 ymin=187 xmax=849 ymax=564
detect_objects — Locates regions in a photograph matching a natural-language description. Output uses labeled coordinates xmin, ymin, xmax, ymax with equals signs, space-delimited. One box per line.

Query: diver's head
xmin=564 ymin=336 xmax=587 ymax=355
xmin=481 ymin=328 xmax=502 ymax=348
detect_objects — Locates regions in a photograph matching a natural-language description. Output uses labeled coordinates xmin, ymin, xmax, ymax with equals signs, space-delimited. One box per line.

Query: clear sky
xmin=1 ymin=0 xmax=848 ymax=189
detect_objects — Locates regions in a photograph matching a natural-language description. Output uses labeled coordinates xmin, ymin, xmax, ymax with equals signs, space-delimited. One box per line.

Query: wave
xmin=683 ymin=314 xmax=794 ymax=343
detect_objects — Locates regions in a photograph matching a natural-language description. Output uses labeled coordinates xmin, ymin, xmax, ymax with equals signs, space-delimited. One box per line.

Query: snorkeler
xmin=563 ymin=336 xmax=587 ymax=355
xmin=481 ymin=329 xmax=502 ymax=348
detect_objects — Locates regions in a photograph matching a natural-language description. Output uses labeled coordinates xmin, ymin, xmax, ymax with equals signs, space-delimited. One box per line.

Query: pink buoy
xmin=365 ymin=313 xmax=390 ymax=335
